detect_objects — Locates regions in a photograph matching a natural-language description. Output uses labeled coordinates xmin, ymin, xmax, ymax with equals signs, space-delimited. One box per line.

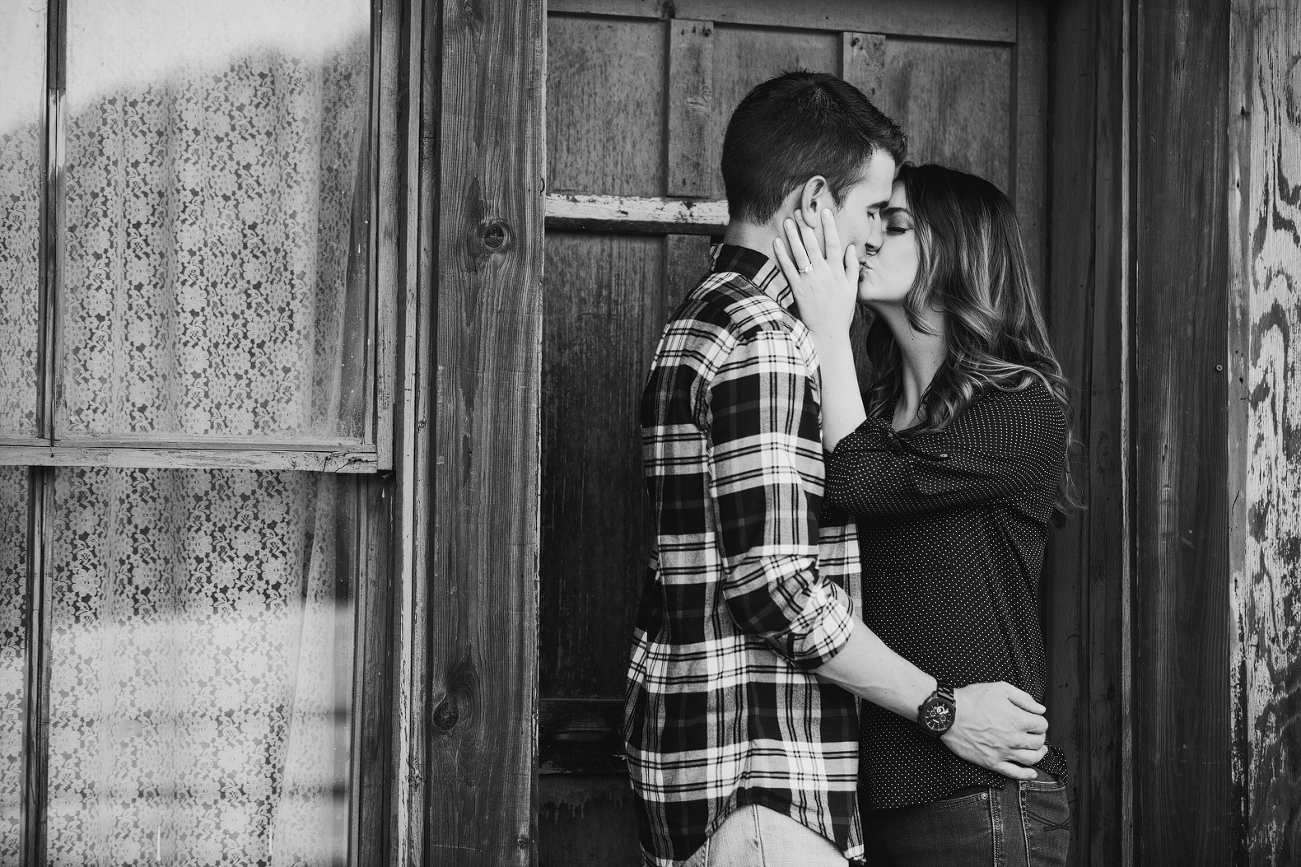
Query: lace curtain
xmin=60 ymin=0 xmax=372 ymax=440
xmin=0 ymin=468 xmax=28 ymax=864
xmin=0 ymin=1 xmax=372 ymax=864
xmin=0 ymin=0 xmax=43 ymax=437
xmin=47 ymin=468 xmax=354 ymax=866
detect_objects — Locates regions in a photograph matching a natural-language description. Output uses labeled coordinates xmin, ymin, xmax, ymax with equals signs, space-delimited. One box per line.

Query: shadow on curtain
xmin=0 ymin=1 xmax=373 ymax=863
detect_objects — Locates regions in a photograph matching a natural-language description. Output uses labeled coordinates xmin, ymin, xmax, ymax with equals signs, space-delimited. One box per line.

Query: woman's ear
xmin=799 ymin=176 xmax=830 ymax=227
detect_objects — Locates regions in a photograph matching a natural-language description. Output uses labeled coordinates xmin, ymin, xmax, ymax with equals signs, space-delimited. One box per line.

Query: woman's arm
xmin=772 ymin=209 xmax=868 ymax=451
xmin=826 ymin=385 xmax=1066 ymax=517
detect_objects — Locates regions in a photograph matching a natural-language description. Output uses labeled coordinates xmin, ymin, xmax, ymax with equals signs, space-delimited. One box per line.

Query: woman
xmin=772 ymin=163 xmax=1074 ymax=867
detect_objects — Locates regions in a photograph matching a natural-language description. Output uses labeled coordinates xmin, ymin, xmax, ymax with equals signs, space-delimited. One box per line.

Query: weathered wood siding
xmin=426 ymin=0 xmax=545 ymax=863
xmin=1132 ymin=0 xmax=1234 ymax=861
xmin=1043 ymin=0 xmax=1131 ymax=863
xmin=1229 ymin=1 xmax=1301 ymax=863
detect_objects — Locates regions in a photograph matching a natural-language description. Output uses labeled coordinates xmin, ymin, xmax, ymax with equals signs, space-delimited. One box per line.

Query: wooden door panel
xmin=705 ymin=26 xmax=843 ymax=198
xmin=879 ymin=40 xmax=1014 ymax=191
xmin=540 ymin=232 xmax=667 ymax=701
xmin=547 ymin=16 xmax=666 ymax=196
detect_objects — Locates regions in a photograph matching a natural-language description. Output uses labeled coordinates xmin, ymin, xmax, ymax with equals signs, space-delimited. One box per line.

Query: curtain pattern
xmin=47 ymin=468 xmax=352 ymax=867
xmin=0 ymin=468 xmax=28 ymax=863
xmin=0 ymin=0 xmax=45 ymax=438
xmin=60 ymin=8 xmax=370 ymax=439
xmin=0 ymin=2 xmax=372 ymax=864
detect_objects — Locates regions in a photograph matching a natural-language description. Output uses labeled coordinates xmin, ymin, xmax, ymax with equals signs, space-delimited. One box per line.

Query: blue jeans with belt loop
xmin=864 ymin=775 xmax=1070 ymax=867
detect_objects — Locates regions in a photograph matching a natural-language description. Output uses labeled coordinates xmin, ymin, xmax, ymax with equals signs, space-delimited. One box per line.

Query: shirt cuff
xmin=784 ymin=580 xmax=856 ymax=671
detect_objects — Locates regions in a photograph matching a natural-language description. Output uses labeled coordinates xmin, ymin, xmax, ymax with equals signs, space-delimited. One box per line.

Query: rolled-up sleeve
xmin=708 ymin=326 xmax=854 ymax=669
xmin=826 ymin=384 xmax=1066 ymax=518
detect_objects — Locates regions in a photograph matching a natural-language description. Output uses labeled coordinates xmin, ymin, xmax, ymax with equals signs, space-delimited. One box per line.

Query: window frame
xmin=0 ymin=0 xmax=401 ymax=475
xmin=3 ymin=1 xmax=408 ymax=865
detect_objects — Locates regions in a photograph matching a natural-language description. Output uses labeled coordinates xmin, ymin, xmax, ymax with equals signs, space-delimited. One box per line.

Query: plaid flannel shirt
xmin=624 ymin=244 xmax=863 ymax=866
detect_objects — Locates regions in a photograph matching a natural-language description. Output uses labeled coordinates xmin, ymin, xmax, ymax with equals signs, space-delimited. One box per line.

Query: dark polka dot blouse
xmin=825 ymin=379 xmax=1069 ymax=810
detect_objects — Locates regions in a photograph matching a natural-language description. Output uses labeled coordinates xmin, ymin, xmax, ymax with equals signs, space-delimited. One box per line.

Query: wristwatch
xmin=917 ymin=683 xmax=956 ymax=737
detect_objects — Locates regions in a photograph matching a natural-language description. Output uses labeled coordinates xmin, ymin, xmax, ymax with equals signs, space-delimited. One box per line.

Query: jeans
xmin=864 ymin=776 xmax=1070 ymax=867
xmin=683 ymin=805 xmax=849 ymax=867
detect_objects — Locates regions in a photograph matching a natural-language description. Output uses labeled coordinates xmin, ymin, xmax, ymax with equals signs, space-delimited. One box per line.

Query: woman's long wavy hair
xmin=864 ymin=163 xmax=1080 ymax=512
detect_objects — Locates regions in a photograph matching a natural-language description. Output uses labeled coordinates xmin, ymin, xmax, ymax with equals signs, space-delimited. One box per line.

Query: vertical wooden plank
xmin=840 ymin=32 xmax=885 ymax=101
xmin=877 ymin=40 xmax=1014 ymax=191
xmin=428 ymin=0 xmax=544 ymax=864
xmin=396 ymin=0 xmax=433 ymax=863
xmin=1133 ymin=0 xmax=1232 ymax=862
xmin=547 ymin=16 xmax=665 ymax=197
xmin=1045 ymin=0 xmax=1135 ymax=864
xmin=706 ymin=26 xmax=840 ymax=197
xmin=353 ymin=477 xmax=394 ymax=867
xmin=20 ymin=468 xmax=52 ymax=867
xmin=540 ymin=233 xmax=665 ymax=701
xmin=1014 ymin=1 xmax=1047 ymax=292
xmin=1229 ymin=2 xmax=1301 ymax=864
xmin=373 ymin=0 xmax=401 ymax=470
xmin=667 ymin=20 xmax=714 ymax=198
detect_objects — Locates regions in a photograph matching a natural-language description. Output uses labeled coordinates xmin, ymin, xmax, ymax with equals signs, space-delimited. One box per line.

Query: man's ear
xmin=799 ymin=176 xmax=830 ymax=227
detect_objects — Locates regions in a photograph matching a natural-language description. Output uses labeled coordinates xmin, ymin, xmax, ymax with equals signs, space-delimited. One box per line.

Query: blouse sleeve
xmin=825 ymin=383 xmax=1066 ymax=518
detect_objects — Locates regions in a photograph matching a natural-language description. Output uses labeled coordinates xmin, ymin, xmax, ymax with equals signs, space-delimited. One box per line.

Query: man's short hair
xmin=721 ymin=71 xmax=906 ymax=224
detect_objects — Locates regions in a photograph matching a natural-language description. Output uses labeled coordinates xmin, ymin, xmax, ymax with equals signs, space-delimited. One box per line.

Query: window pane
xmin=0 ymin=2 xmax=45 ymax=438
xmin=0 ymin=468 xmax=29 ymax=860
xmin=61 ymin=0 xmax=371 ymax=441
xmin=47 ymin=468 xmax=354 ymax=866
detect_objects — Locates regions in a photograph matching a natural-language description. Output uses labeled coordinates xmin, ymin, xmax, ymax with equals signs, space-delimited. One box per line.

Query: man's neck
xmin=722 ymin=218 xmax=783 ymax=255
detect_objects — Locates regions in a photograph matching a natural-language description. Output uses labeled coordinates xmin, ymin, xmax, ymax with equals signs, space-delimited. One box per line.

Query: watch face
xmin=922 ymin=698 xmax=953 ymax=732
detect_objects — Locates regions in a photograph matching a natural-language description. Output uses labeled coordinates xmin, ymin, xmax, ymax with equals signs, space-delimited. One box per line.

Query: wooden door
xmin=539 ymin=3 xmax=1047 ymax=863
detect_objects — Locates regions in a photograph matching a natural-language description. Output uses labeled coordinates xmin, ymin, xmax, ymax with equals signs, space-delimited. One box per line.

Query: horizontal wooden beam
xmin=48 ymin=434 xmax=372 ymax=450
xmin=545 ymin=193 xmax=728 ymax=235
xmin=0 ymin=446 xmax=379 ymax=473
xmin=549 ymin=0 xmax=1017 ymax=43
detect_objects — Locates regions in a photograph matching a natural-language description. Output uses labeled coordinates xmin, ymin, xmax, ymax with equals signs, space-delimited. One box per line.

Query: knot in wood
xmin=480 ymin=219 xmax=511 ymax=253
xmin=432 ymin=695 xmax=460 ymax=731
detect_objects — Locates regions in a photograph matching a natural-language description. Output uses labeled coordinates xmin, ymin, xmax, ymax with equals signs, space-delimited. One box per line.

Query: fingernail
xmin=823 ymin=208 xmax=832 ymax=218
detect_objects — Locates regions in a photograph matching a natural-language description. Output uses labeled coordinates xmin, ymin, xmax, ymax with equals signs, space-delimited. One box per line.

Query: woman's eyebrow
xmin=882 ymin=206 xmax=912 ymax=218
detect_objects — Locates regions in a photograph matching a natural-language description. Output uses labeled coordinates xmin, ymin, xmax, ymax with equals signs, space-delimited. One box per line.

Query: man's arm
xmin=813 ymin=620 xmax=1048 ymax=780
xmin=709 ymin=323 xmax=1048 ymax=778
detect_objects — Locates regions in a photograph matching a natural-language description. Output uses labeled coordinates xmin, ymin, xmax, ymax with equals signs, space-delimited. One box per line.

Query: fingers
xmin=843 ymin=243 xmax=858 ymax=282
xmin=991 ymin=762 xmax=1040 ymax=782
xmin=1005 ymin=686 xmax=1047 ymax=715
xmin=1010 ymin=747 xmax=1048 ymax=766
xmin=783 ymin=219 xmax=813 ymax=272
xmin=772 ymin=237 xmax=800 ymax=283
xmin=821 ymin=208 xmax=842 ymax=264
xmin=796 ymin=217 xmax=820 ymax=268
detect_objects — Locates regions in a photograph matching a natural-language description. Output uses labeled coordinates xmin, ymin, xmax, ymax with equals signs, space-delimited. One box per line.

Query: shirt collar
xmin=710 ymin=243 xmax=793 ymax=309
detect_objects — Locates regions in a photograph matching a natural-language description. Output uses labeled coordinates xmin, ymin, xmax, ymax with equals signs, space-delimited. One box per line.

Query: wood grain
xmin=547 ymin=15 xmax=665 ymax=197
xmin=667 ymin=20 xmax=715 ymax=198
xmin=540 ymin=232 xmax=665 ymax=702
xmin=1229 ymin=2 xmax=1301 ymax=863
xmin=840 ymin=32 xmax=885 ymax=101
xmin=0 ymin=445 xmax=379 ymax=472
xmin=877 ymin=38 xmax=1013 ymax=192
xmin=549 ymin=0 xmax=1017 ymax=42
xmin=428 ymin=0 xmax=544 ymax=863
xmin=373 ymin=0 xmax=402 ymax=471
xmin=1013 ymin=1 xmax=1048 ymax=293
xmin=1042 ymin=1 xmax=1132 ymax=864
xmin=392 ymin=0 xmax=431 ymax=861
xmin=546 ymin=193 xmax=728 ymax=234
xmin=707 ymin=24 xmax=840 ymax=197
xmin=1133 ymin=0 xmax=1233 ymax=862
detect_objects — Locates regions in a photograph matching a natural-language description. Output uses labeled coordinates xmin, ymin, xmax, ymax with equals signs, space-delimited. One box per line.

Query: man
xmin=623 ymin=72 xmax=1050 ymax=866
